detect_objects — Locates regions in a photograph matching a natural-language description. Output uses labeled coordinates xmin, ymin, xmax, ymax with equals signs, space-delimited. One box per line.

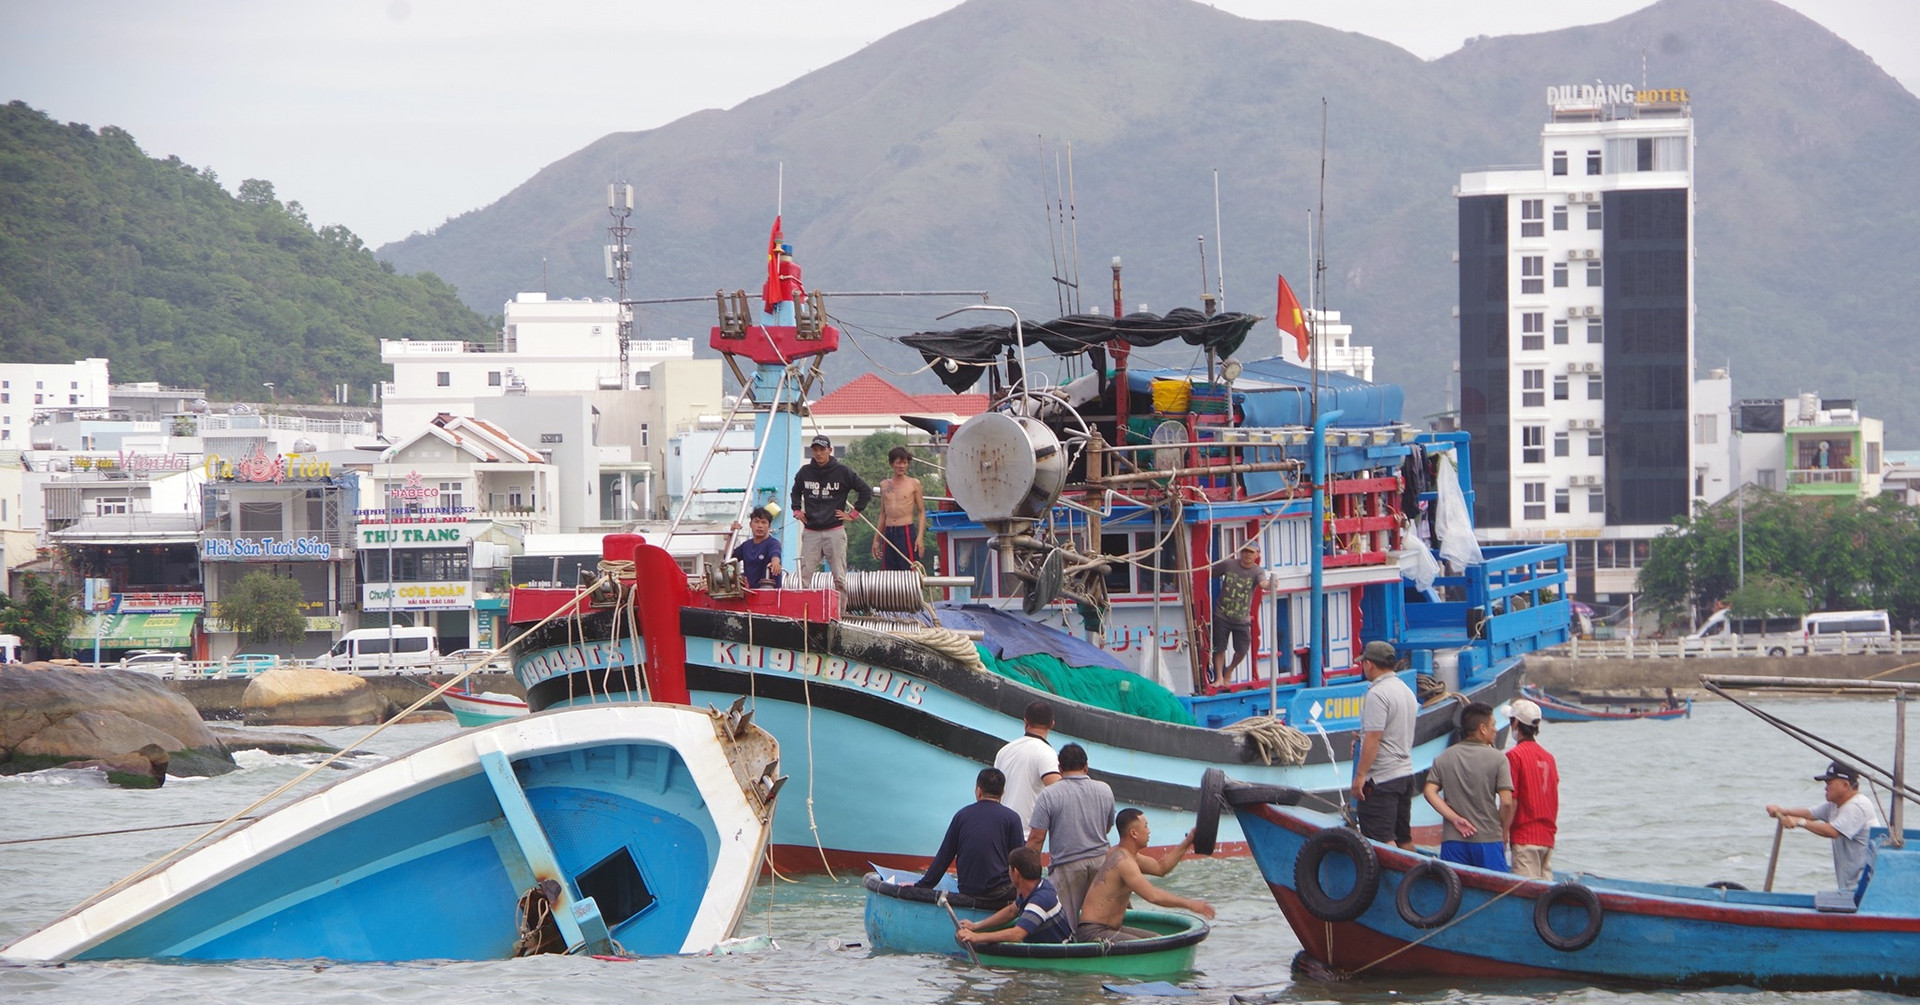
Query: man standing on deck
xmin=1422 ymin=701 xmax=1513 ymax=871
xmin=1505 ymin=697 xmax=1559 ymax=879
xmin=915 ymin=768 xmax=1024 ymax=902
xmin=1209 ymin=544 xmax=1262 ymax=685
xmin=994 ymin=701 xmax=1061 ymax=838
xmin=872 ymin=446 xmax=927 ymax=572
xmin=790 ymin=435 xmax=872 ymax=592
xmin=1351 ymin=640 xmax=1418 ymax=850
xmin=1072 ymin=808 xmax=1215 ymax=945
xmin=1025 ymin=743 xmax=1114 ymax=928
xmin=1767 ymin=761 xmax=1884 ymax=894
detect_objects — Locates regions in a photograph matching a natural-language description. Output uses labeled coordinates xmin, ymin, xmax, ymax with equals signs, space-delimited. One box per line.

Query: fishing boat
xmin=443 ymin=687 xmax=530 ymax=726
xmin=1217 ymin=673 xmax=1920 ymax=991
xmin=1 ymin=702 xmax=783 ymax=962
xmin=1521 ymin=684 xmax=1690 ymax=723
xmin=505 ymin=224 xmax=1570 ymax=874
xmin=861 ymin=868 xmax=1208 ymax=975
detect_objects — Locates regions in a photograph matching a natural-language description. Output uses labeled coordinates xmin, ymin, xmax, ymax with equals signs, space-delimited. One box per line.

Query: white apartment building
xmin=0 ymin=358 xmax=110 ymax=447
xmin=1306 ymin=310 xmax=1374 ymax=383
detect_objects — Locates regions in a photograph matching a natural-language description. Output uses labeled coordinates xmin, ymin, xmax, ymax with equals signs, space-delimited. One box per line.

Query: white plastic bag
xmin=1434 ymin=451 xmax=1484 ymax=572
xmin=1397 ymin=532 xmax=1441 ymax=593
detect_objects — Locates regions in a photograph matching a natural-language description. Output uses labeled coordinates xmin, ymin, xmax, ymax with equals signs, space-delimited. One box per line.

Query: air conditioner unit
xmin=1583 ymin=192 xmax=1599 ymax=203
xmin=1567 ymin=307 xmax=1582 ymax=318
xmin=1567 ymin=250 xmax=1582 ymax=262
xmin=1583 ymin=249 xmax=1599 ymax=261
xmin=1583 ymin=306 xmax=1599 ymax=317
xmin=1567 ymin=362 xmax=1581 ymax=374
xmin=1583 ymin=362 xmax=1598 ymax=373
xmin=1584 ymin=418 xmax=1601 ymax=429
xmin=1567 ymin=419 xmax=1582 ymax=431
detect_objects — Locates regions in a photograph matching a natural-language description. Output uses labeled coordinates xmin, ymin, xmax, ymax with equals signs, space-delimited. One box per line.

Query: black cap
xmin=1814 ymin=761 xmax=1861 ymax=784
xmin=810 ymin=435 xmax=832 ymax=449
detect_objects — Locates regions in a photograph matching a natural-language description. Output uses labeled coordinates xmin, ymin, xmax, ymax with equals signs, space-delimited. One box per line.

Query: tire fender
xmin=1394 ymin=858 xmax=1463 ymax=929
xmin=1293 ymin=827 xmax=1381 ymax=923
xmin=1194 ymin=768 xmax=1226 ymax=855
xmin=1533 ymin=881 xmax=1604 ymax=951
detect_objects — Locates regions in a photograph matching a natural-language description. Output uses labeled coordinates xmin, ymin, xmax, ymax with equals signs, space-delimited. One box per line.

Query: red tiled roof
xmin=814 ymin=373 xmax=988 ymax=419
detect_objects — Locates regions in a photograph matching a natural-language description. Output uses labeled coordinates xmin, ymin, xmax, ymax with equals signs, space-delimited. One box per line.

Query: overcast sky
xmin=3 ymin=0 xmax=1914 ymax=248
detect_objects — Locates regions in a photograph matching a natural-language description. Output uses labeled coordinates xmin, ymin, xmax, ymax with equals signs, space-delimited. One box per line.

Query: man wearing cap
xmin=790 ymin=435 xmax=872 ymax=592
xmin=1505 ymin=697 xmax=1559 ymax=879
xmin=1350 ymin=639 xmax=1418 ymax=850
xmin=1209 ymin=544 xmax=1263 ymax=686
xmin=1767 ymin=761 xmax=1884 ymax=893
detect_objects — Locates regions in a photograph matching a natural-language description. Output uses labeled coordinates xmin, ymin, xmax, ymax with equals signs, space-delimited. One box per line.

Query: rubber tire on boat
xmin=1293 ymin=827 xmax=1381 ymax=923
xmin=1533 ymin=881 xmax=1604 ymax=951
xmin=1394 ymin=859 xmax=1463 ymax=929
xmin=1193 ymin=767 xmax=1226 ymax=856
xmin=1705 ymin=880 xmax=1747 ymax=891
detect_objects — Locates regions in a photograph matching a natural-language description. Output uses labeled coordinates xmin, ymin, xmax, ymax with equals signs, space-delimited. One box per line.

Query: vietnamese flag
xmin=1276 ymin=274 xmax=1309 ymax=361
xmin=761 ymin=215 xmax=784 ymax=310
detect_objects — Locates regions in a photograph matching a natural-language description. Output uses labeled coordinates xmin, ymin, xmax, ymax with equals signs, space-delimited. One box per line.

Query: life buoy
xmin=1194 ymin=768 xmax=1226 ymax=855
xmin=1533 ymin=881 xmax=1603 ymax=951
xmin=1293 ymin=827 xmax=1380 ymax=922
xmin=1394 ymin=859 xmax=1462 ymax=928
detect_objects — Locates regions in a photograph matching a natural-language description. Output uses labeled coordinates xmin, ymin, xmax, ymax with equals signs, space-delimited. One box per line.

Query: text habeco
xmin=712 ymin=642 xmax=927 ymax=705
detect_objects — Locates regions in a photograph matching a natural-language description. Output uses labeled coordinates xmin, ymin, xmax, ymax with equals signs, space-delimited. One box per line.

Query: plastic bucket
xmin=1151 ymin=378 xmax=1191 ymax=413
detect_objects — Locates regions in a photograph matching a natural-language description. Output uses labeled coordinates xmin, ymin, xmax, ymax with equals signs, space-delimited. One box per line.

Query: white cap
xmin=1509 ymin=698 xmax=1543 ymax=727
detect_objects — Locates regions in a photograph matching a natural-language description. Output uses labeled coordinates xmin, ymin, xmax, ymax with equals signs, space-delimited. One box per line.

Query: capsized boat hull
xmin=2 ymin=703 xmax=779 ymax=962
xmin=1523 ymin=686 xmax=1690 ymax=723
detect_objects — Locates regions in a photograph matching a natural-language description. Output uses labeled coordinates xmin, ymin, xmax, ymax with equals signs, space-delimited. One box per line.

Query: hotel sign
xmin=363 ymin=581 xmax=473 ymax=611
xmin=1546 ymin=84 xmax=1689 ymax=108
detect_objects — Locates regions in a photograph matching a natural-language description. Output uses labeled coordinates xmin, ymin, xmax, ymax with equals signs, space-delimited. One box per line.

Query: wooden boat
xmin=443 ymin=687 xmax=529 ymax=726
xmin=1216 ymin=673 xmax=1920 ymax=991
xmin=861 ymin=871 xmax=1208 ymax=975
xmin=1522 ymin=684 xmax=1690 ymax=723
xmin=1 ymin=702 xmax=783 ymax=962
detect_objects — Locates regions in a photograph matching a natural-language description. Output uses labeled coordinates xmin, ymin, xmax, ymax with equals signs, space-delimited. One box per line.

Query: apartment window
xmin=1520 ymin=255 xmax=1544 ymax=294
xmin=0 ymin=393 xmax=8 ymax=403
xmin=1637 ymin=137 xmax=1654 ymax=171
xmin=1757 ymin=469 xmax=1777 ymax=490
xmin=35 ymin=381 xmax=43 ymax=389
xmin=1553 ymin=262 xmax=1568 ymax=288
xmin=1589 ymin=487 xmax=1605 ymax=513
xmin=1587 ymin=375 xmax=1604 ymax=400
xmin=634 ymin=368 xmax=652 ymax=390
xmin=1521 ymin=369 xmax=1545 ymax=408
xmin=34 ymin=394 xmax=43 ymax=404
xmin=1 ymin=430 xmax=9 ymax=442
xmin=1586 ymin=203 xmax=1603 ymax=229
xmin=509 ymin=489 xmax=526 ymax=511
xmin=1586 ymin=260 xmax=1604 ymax=287
xmin=1552 ymin=150 xmax=1567 ymax=176
xmin=439 ymin=482 xmax=463 ymax=510
xmin=1520 ymin=312 xmax=1544 ymax=350
xmin=1586 ymin=318 xmax=1604 ymax=344
xmin=436 ymin=371 xmax=451 ymax=387
xmin=69 ymin=395 xmax=79 ymax=404
xmin=488 ymin=371 xmax=502 ymax=387
xmin=1553 ymin=320 xmax=1569 ymax=345
xmin=1553 ymin=376 xmax=1570 ymax=401
xmin=1555 ymin=487 xmax=1571 ymax=514
xmin=639 ymin=423 xmax=650 ymax=448
xmin=1589 ymin=432 xmax=1606 ymax=457
xmin=1554 ymin=430 xmax=1571 ymax=456
xmin=1586 ymin=149 xmax=1602 ymax=175
xmin=1552 ymin=204 xmax=1568 ymax=231
xmin=96 ymin=497 xmax=129 ymax=516
xmin=1523 ymin=482 xmax=1546 ymax=520
xmin=1520 ymin=198 xmax=1544 ymax=237
xmin=70 ymin=381 xmax=78 ymax=389
xmin=1695 ymin=415 xmax=1718 ymax=445
xmin=1521 ymin=425 xmax=1545 ymax=464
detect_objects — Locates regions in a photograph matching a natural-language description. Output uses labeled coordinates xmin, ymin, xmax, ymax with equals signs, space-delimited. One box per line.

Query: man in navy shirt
xmin=916 ymin=768 xmax=1024 ymax=901
xmin=729 ymin=507 xmax=784 ymax=588
xmin=956 ymin=847 xmax=1075 ymax=947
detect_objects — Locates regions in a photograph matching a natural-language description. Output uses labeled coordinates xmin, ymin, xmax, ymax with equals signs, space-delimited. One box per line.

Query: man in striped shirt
xmin=955 ymin=846 xmax=1074 ymax=947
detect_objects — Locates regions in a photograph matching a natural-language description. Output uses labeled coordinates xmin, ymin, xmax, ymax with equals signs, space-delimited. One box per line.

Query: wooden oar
xmin=1763 ymin=817 xmax=1786 ymax=892
xmin=937 ymin=891 xmax=980 ymax=964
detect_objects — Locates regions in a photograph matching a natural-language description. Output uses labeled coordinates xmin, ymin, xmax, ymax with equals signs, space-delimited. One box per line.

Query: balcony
xmin=1786 ymin=466 xmax=1862 ymax=496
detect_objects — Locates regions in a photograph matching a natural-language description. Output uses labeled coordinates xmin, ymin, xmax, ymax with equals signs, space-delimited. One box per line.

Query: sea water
xmin=0 ymin=697 xmax=1910 ymax=1004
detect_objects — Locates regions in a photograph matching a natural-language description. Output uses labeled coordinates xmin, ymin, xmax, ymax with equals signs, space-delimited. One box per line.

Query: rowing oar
xmin=1763 ymin=817 xmax=1786 ymax=893
xmin=937 ymin=891 xmax=979 ymax=964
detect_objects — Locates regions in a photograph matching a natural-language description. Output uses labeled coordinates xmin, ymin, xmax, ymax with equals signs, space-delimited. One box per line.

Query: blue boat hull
xmin=1227 ymin=781 xmax=1920 ymax=991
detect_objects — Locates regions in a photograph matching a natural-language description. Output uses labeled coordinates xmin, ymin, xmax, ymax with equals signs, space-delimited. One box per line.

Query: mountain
xmin=0 ymin=101 xmax=492 ymax=402
xmin=375 ymin=0 xmax=1920 ymax=440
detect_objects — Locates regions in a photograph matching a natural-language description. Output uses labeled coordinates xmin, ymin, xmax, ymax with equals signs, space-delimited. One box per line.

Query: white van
xmin=1686 ymin=609 xmax=1803 ymax=656
xmin=313 ymin=627 xmax=440 ymax=673
xmin=1802 ymin=610 xmax=1892 ymax=653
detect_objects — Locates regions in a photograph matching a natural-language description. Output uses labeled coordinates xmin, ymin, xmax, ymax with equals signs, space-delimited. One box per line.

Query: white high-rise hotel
xmin=1457 ymin=84 xmax=1695 ymax=603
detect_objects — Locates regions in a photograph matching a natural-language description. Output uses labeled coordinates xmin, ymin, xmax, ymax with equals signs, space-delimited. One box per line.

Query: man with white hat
xmin=1505 ymin=696 xmax=1560 ymax=879
xmin=1768 ymin=760 xmax=1883 ymax=894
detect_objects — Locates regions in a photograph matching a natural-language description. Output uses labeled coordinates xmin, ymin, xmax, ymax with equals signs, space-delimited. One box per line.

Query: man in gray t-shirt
xmin=1768 ymin=761 xmax=1885 ymax=893
xmin=1423 ymin=701 xmax=1513 ymax=871
xmin=1350 ymin=640 xmax=1418 ymax=849
xmin=1025 ymin=742 xmax=1114 ymax=928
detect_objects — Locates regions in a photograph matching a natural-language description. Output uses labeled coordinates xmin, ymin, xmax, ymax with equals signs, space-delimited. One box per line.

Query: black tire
xmin=1533 ymin=881 xmax=1603 ymax=951
xmin=1766 ymin=647 xmax=1787 ymax=658
xmin=1293 ymin=827 xmax=1380 ymax=922
xmin=1394 ymin=859 xmax=1463 ymax=928
xmin=1194 ymin=768 xmax=1225 ymax=856
xmin=1705 ymin=880 xmax=1747 ymax=891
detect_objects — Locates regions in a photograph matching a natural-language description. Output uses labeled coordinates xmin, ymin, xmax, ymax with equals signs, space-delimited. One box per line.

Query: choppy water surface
xmin=0 ymin=696 xmax=1911 ymax=1003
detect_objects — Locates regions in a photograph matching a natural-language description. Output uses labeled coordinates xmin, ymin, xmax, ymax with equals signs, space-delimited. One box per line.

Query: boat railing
xmin=1402 ymin=542 xmax=1572 ymax=681
xmin=1562 ymin=632 xmax=1920 ymax=659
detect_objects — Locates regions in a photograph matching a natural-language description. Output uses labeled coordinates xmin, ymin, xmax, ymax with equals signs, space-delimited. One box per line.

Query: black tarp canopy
xmin=902 ymin=309 xmax=1260 ymax=393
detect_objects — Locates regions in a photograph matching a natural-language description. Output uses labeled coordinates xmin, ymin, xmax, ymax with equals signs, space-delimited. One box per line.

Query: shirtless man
xmin=873 ymin=445 xmax=926 ymax=572
xmin=1072 ymin=808 xmax=1214 ymax=944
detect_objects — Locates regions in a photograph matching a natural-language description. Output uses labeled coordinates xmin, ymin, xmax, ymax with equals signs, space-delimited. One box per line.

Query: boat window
xmin=577 ymin=845 xmax=654 ymax=926
xmin=1101 ymin=534 xmax=1132 ymax=594
xmin=952 ymin=538 xmax=993 ymax=597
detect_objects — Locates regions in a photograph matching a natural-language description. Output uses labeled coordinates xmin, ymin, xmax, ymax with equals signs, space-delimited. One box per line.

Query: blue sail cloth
xmin=934 ymin=604 xmax=1129 ymax=671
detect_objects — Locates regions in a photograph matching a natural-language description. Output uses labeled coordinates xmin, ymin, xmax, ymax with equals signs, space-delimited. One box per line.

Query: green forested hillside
xmin=0 ymin=101 xmax=491 ymax=402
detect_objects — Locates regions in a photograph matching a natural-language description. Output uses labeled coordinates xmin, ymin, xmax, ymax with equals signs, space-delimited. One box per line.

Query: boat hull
xmin=862 ymin=873 xmax=1207 ymax=975
xmin=1228 ymin=781 xmax=1920 ymax=991
xmin=443 ymin=689 xmax=529 ymax=727
xmin=3 ymin=704 xmax=777 ymax=962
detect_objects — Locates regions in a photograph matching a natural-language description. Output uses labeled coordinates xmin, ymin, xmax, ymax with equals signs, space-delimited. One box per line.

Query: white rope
xmin=1219 ymin=715 xmax=1313 ymax=766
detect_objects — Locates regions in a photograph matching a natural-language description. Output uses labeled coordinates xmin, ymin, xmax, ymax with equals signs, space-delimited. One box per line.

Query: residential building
xmin=198 ymin=444 xmax=355 ymax=659
xmin=0 ymin=358 xmax=109 ymax=447
xmin=807 ymin=373 xmax=989 ymax=442
xmin=1733 ymin=393 xmax=1885 ymax=499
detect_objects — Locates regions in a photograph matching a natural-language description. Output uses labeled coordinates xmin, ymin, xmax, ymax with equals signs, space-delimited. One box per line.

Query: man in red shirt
xmin=1504 ymin=698 xmax=1559 ymax=879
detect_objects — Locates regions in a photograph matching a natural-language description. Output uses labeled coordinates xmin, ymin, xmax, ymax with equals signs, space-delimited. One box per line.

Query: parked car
xmin=117 ymin=651 xmax=190 ymax=673
xmin=226 ymin=653 xmax=281 ymax=674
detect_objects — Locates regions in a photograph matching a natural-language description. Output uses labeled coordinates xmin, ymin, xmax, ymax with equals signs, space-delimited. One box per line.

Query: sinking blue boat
xmin=2 ymin=703 xmax=783 ymax=962
xmin=1523 ymin=685 xmax=1690 ymax=723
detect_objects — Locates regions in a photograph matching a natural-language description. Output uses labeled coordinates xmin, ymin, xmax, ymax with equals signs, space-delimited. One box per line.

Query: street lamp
xmin=262 ymin=382 xmax=275 ymax=400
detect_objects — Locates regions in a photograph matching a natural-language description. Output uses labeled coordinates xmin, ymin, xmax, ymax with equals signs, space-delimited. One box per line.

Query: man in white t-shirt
xmin=994 ymin=701 xmax=1061 ymax=836
xmin=1767 ymin=760 xmax=1884 ymax=894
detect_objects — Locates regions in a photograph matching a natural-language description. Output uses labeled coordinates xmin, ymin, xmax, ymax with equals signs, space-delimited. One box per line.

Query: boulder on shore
xmin=0 ymin=663 xmax=236 ymax=784
xmin=242 ymin=668 xmax=395 ymax=727
xmin=63 ymin=743 xmax=171 ymax=789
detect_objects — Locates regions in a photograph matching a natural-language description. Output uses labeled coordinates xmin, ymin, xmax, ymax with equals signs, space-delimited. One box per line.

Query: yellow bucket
xmin=1151 ymin=378 xmax=1191 ymax=413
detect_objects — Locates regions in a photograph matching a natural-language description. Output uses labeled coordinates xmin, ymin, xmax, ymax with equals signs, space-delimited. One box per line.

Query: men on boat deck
xmin=915 ymin=768 xmax=1024 ymax=902
xmin=1072 ymin=808 xmax=1215 ymax=945
xmin=1504 ymin=697 xmax=1560 ymax=880
xmin=1767 ymin=760 xmax=1884 ymax=894
xmin=994 ymin=701 xmax=1061 ymax=838
xmin=1351 ymin=639 xmax=1418 ymax=850
xmin=1209 ymin=544 xmax=1263 ymax=686
xmin=728 ymin=507 xmax=784 ymax=589
xmin=873 ymin=445 xmax=927 ymax=572
xmin=1422 ymin=701 xmax=1514 ymax=871
xmin=954 ymin=847 xmax=1074 ymax=947
xmin=790 ymin=435 xmax=872 ymax=592
xmin=1025 ymin=742 xmax=1114 ymax=928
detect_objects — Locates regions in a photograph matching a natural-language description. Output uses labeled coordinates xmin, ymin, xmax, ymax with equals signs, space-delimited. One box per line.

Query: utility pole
xmin=606 ymin=183 xmax=635 ymax=386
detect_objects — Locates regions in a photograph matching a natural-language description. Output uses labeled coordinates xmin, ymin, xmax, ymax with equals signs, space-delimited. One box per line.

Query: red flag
xmin=1276 ymin=274 xmax=1309 ymax=361
xmin=761 ymin=215 xmax=784 ymax=310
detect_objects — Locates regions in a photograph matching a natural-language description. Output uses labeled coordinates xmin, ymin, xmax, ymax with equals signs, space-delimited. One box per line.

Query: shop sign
xmin=117 ymin=591 xmax=206 ymax=612
xmin=359 ymin=524 xmax=474 ymax=548
xmin=363 ymin=581 xmax=473 ymax=611
xmin=206 ymin=444 xmax=332 ymax=483
xmin=202 ymin=536 xmax=335 ymax=560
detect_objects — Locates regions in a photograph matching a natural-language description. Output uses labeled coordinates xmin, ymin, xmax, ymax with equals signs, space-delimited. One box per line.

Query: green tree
xmin=219 ymin=571 xmax=308 ymax=645
xmin=0 ymin=574 xmax=80 ymax=660
xmin=839 ymin=432 xmax=948 ymax=573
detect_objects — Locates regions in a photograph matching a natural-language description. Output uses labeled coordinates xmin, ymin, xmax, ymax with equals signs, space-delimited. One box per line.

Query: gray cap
xmin=1360 ymin=640 xmax=1397 ymax=666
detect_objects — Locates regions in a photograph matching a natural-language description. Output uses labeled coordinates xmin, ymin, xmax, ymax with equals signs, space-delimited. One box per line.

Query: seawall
xmin=1524 ymin=653 xmax=1918 ymax=695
